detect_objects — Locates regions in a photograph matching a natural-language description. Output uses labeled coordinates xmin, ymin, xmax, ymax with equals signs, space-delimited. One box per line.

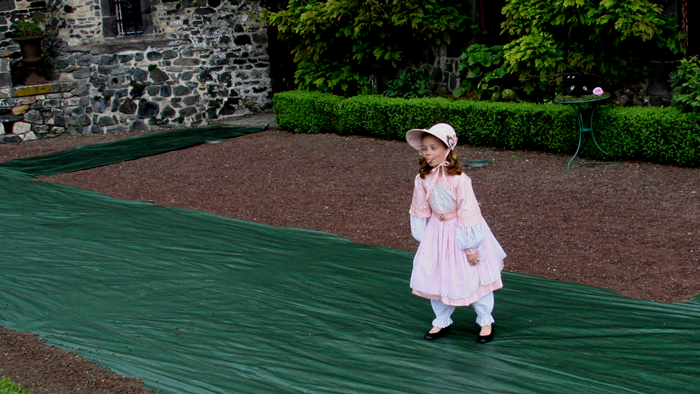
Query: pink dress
xmin=409 ymin=172 xmax=505 ymax=306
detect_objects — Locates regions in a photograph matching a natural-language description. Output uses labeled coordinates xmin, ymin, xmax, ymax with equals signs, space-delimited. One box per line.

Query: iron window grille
xmin=115 ymin=0 xmax=143 ymax=36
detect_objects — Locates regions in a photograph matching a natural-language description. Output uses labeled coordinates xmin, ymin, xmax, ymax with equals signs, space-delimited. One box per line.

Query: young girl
xmin=406 ymin=123 xmax=506 ymax=344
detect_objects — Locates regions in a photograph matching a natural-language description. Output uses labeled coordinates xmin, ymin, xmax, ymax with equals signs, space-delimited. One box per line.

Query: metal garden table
xmin=554 ymin=94 xmax=614 ymax=170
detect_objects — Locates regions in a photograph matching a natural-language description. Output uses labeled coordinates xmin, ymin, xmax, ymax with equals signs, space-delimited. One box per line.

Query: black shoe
xmin=476 ymin=325 xmax=494 ymax=344
xmin=423 ymin=326 xmax=451 ymax=341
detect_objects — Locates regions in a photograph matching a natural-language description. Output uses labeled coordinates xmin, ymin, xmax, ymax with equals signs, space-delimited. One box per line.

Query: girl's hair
xmin=418 ymin=149 xmax=463 ymax=179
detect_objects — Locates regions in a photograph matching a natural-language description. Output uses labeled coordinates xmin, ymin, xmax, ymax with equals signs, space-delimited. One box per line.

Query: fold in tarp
xmin=0 ymin=126 xmax=265 ymax=177
xmin=0 ymin=165 xmax=698 ymax=393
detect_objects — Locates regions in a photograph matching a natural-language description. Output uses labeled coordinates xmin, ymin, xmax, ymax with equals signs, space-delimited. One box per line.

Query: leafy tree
xmin=500 ymin=0 xmax=686 ymax=96
xmin=265 ymin=0 xmax=471 ymax=95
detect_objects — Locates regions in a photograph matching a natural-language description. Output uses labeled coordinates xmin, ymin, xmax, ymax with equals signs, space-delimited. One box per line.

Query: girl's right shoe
xmin=423 ymin=326 xmax=451 ymax=341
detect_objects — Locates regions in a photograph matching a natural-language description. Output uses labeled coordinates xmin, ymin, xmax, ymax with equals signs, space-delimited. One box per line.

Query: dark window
xmin=115 ymin=0 xmax=143 ymax=36
xmin=101 ymin=0 xmax=153 ymax=38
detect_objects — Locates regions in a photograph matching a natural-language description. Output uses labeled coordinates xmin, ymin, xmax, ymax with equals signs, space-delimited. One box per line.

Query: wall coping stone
xmin=0 ymin=81 xmax=77 ymax=99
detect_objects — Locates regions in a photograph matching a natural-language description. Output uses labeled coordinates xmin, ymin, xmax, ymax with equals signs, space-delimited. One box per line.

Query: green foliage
xmin=265 ymin=0 xmax=471 ymax=95
xmin=669 ymin=56 xmax=700 ymax=112
xmin=383 ymin=69 xmax=432 ymax=99
xmin=272 ymin=90 xmax=344 ymax=133
xmin=597 ymin=106 xmax=700 ymax=166
xmin=501 ymin=0 xmax=685 ymax=96
xmin=453 ymin=44 xmax=508 ymax=100
xmin=10 ymin=15 xmax=44 ymax=37
xmin=0 ymin=378 xmax=32 ymax=394
xmin=274 ymin=90 xmax=700 ymax=167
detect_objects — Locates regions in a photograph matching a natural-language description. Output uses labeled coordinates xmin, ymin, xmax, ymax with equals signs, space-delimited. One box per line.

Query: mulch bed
xmin=0 ymin=127 xmax=698 ymax=393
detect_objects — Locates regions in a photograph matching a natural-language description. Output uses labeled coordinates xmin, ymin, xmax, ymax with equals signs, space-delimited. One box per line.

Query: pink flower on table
xmin=593 ymin=87 xmax=604 ymax=96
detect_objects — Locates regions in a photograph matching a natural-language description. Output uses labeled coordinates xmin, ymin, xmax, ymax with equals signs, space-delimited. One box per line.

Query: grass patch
xmin=0 ymin=378 xmax=32 ymax=394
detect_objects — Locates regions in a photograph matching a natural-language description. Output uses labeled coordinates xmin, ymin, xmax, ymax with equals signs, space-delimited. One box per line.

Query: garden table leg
xmin=567 ymin=103 xmax=615 ymax=170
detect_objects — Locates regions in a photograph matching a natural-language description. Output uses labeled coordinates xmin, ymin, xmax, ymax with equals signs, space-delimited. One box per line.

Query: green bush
xmin=597 ymin=106 xmax=700 ymax=167
xmin=273 ymin=90 xmax=700 ymax=167
xmin=383 ymin=69 xmax=432 ymax=99
xmin=670 ymin=56 xmax=700 ymax=112
xmin=272 ymin=91 xmax=343 ymax=134
xmin=333 ymin=95 xmax=577 ymax=152
xmin=453 ymin=44 xmax=508 ymax=101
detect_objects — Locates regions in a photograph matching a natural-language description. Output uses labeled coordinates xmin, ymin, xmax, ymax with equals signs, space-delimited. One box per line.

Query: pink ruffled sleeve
xmin=456 ymin=173 xmax=483 ymax=227
xmin=409 ymin=175 xmax=432 ymax=218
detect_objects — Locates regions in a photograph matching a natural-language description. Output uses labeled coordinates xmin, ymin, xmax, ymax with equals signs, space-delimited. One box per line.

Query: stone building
xmin=1 ymin=0 xmax=273 ymax=142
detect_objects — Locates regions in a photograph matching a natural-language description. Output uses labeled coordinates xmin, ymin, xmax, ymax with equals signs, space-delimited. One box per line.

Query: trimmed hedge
xmin=273 ymin=90 xmax=700 ymax=167
xmin=272 ymin=91 xmax=343 ymax=134
xmin=597 ymin=106 xmax=700 ymax=167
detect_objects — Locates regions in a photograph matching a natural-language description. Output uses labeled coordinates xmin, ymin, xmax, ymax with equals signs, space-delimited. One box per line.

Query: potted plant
xmin=10 ymin=15 xmax=45 ymax=38
xmin=10 ymin=15 xmax=47 ymax=85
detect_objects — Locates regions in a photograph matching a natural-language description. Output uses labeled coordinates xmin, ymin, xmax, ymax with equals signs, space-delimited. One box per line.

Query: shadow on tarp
xmin=0 ymin=127 xmax=698 ymax=393
xmin=0 ymin=126 xmax=266 ymax=177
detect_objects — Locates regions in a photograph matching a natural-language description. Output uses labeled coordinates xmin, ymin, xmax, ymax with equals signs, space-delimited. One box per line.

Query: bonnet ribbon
xmin=424 ymin=149 xmax=451 ymax=201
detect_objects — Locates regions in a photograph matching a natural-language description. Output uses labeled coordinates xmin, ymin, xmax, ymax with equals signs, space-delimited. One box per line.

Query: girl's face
xmin=421 ymin=134 xmax=448 ymax=167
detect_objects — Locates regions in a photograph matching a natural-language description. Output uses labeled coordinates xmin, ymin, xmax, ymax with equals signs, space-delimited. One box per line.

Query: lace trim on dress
xmin=428 ymin=179 xmax=454 ymax=212
xmin=413 ymin=278 xmax=504 ymax=307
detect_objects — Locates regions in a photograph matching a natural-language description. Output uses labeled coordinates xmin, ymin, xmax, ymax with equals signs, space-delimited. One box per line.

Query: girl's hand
xmin=467 ymin=252 xmax=480 ymax=266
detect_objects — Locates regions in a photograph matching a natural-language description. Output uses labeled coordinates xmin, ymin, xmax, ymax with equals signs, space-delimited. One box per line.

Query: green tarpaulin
xmin=0 ymin=127 xmax=698 ymax=393
xmin=0 ymin=126 xmax=265 ymax=177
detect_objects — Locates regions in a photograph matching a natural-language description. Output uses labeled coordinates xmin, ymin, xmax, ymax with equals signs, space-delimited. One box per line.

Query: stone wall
xmin=415 ymin=46 xmax=462 ymax=94
xmin=1 ymin=0 xmax=273 ymax=142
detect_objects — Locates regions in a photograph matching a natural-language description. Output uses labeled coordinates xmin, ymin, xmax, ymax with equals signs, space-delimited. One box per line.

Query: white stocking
xmin=430 ymin=299 xmax=455 ymax=328
xmin=472 ymin=292 xmax=495 ymax=327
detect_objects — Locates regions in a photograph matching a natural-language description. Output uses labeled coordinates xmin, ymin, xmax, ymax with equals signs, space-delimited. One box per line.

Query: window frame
xmin=100 ymin=0 xmax=153 ymax=38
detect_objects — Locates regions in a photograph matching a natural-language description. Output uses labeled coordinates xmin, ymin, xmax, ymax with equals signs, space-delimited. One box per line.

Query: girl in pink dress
xmin=406 ymin=123 xmax=506 ymax=344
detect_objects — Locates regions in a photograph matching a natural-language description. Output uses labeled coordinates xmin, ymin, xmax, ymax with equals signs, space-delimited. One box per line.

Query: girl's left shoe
xmin=477 ymin=325 xmax=494 ymax=344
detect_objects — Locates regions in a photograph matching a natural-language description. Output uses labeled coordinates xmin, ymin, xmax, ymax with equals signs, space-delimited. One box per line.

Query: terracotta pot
xmin=12 ymin=35 xmax=48 ymax=85
xmin=13 ymin=35 xmax=46 ymax=67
